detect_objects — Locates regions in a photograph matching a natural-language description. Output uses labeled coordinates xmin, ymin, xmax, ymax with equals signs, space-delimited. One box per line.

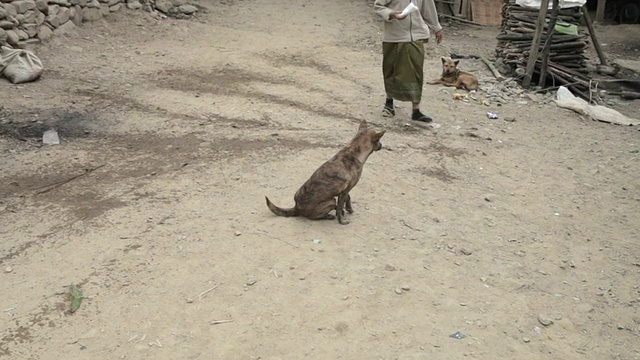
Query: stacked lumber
xmin=496 ymin=0 xmax=593 ymax=96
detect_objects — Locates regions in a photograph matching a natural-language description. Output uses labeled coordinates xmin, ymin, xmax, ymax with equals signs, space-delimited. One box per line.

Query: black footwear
xmin=411 ymin=109 xmax=432 ymax=123
xmin=382 ymin=98 xmax=395 ymax=117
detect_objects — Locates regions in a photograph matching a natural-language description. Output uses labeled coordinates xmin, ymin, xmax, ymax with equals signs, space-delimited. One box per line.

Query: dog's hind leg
xmin=337 ymin=193 xmax=350 ymax=225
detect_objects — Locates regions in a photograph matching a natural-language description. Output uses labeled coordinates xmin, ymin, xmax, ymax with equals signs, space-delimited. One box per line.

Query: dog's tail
xmin=265 ymin=196 xmax=298 ymax=217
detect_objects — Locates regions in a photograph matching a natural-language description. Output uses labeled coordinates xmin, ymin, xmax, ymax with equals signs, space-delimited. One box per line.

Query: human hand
xmin=435 ymin=30 xmax=444 ymax=44
xmin=391 ymin=11 xmax=407 ymax=20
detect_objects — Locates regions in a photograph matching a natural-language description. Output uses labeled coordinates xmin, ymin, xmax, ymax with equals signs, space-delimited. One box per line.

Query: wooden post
xmin=521 ymin=0 xmax=551 ymax=88
xmin=595 ymin=0 xmax=607 ymax=23
xmin=538 ymin=0 xmax=560 ymax=87
xmin=583 ymin=6 xmax=608 ymax=66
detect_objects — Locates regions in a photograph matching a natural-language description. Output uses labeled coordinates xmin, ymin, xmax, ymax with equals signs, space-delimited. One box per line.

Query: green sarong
xmin=382 ymin=40 xmax=425 ymax=103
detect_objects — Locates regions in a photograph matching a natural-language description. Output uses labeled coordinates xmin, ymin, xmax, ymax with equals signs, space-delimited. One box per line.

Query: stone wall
xmin=0 ymin=0 xmax=197 ymax=49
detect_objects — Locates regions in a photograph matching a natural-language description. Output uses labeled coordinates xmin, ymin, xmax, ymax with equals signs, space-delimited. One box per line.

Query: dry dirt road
xmin=1 ymin=1 xmax=639 ymax=359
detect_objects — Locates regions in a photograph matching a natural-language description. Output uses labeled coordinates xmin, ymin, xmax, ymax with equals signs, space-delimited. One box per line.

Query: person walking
xmin=374 ymin=0 xmax=444 ymax=122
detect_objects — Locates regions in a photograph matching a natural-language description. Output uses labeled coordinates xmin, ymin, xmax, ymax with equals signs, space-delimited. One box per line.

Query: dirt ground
xmin=1 ymin=1 xmax=639 ymax=359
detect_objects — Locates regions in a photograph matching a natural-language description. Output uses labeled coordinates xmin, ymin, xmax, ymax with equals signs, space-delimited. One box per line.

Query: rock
xmin=384 ymin=264 xmax=397 ymax=271
xmin=401 ymin=285 xmax=410 ymax=291
xmin=522 ymin=337 xmax=530 ymax=343
xmin=78 ymin=0 xmax=87 ymax=6
xmin=46 ymin=13 xmax=62 ymax=28
xmin=0 ymin=20 xmax=14 ymax=30
xmin=394 ymin=288 xmax=402 ymax=295
xmin=0 ymin=6 xmax=7 ymax=20
xmin=35 ymin=11 xmax=44 ymax=25
xmin=575 ymin=303 xmax=594 ymax=313
xmin=55 ymin=18 xmax=75 ymax=34
xmin=126 ymin=0 xmax=141 ymax=9
xmin=109 ymin=3 xmax=120 ymax=12
xmin=100 ymin=4 xmax=109 ymax=16
xmin=178 ymin=4 xmax=197 ymax=15
xmin=35 ymin=0 xmax=48 ymax=13
xmin=3 ymin=4 xmax=17 ymax=18
xmin=37 ymin=24 xmax=53 ymax=40
xmin=21 ymin=10 xmax=37 ymax=23
xmin=245 ymin=279 xmax=257 ymax=286
xmin=15 ymin=28 xmax=27 ymax=40
xmin=538 ymin=314 xmax=553 ymax=327
xmin=81 ymin=7 xmax=101 ymax=21
xmin=86 ymin=0 xmax=101 ymax=8
xmin=59 ymin=6 xmax=70 ymax=22
xmin=4 ymin=266 xmax=12 ymax=273
xmin=70 ymin=5 xmax=81 ymax=25
xmin=0 ymin=28 xmax=6 ymax=43
xmin=155 ymin=0 xmax=186 ymax=13
xmin=526 ymin=93 xmax=539 ymax=102
xmin=484 ymin=193 xmax=497 ymax=202
xmin=12 ymin=1 xmax=37 ymax=14
xmin=5 ymin=29 xmax=18 ymax=44
xmin=48 ymin=4 xmax=60 ymax=16
xmin=108 ymin=0 xmax=119 ymax=5
xmin=16 ymin=38 xmax=39 ymax=48
xmin=50 ymin=0 xmax=71 ymax=6
xmin=21 ymin=23 xmax=38 ymax=37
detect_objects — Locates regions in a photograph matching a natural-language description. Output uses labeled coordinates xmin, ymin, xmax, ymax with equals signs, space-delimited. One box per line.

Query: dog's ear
xmin=371 ymin=129 xmax=386 ymax=141
xmin=358 ymin=120 xmax=369 ymax=132
xmin=441 ymin=56 xmax=446 ymax=64
xmin=454 ymin=59 xmax=460 ymax=66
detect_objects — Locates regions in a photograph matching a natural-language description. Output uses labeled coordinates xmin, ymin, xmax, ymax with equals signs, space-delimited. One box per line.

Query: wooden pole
xmin=538 ymin=0 xmax=560 ymax=87
xmin=582 ymin=6 xmax=608 ymax=66
xmin=595 ymin=0 xmax=607 ymax=23
xmin=521 ymin=0 xmax=551 ymax=88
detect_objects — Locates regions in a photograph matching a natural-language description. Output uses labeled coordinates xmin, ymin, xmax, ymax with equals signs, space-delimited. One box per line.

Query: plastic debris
xmin=449 ymin=331 xmax=466 ymax=339
xmin=43 ymin=129 xmax=60 ymax=145
xmin=486 ymin=112 xmax=499 ymax=119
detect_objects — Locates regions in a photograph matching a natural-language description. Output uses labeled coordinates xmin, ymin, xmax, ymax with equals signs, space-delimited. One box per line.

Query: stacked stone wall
xmin=0 ymin=0 xmax=197 ymax=49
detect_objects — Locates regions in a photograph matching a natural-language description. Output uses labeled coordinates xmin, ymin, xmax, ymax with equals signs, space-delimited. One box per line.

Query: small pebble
xmin=384 ymin=264 xmax=397 ymax=271
xmin=401 ymin=285 xmax=410 ymax=291
xmin=538 ymin=314 xmax=553 ymax=326
xmin=523 ymin=337 xmax=531 ymax=343
xmin=395 ymin=288 xmax=403 ymax=295
xmin=234 ymin=231 xmax=242 ymax=236
xmin=245 ymin=279 xmax=257 ymax=286
xmin=5 ymin=266 xmax=12 ymax=273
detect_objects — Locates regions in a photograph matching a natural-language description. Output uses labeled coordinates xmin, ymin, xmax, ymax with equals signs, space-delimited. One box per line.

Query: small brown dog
xmin=265 ymin=120 xmax=386 ymax=225
xmin=429 ymin=57 xmax=479 ymax=91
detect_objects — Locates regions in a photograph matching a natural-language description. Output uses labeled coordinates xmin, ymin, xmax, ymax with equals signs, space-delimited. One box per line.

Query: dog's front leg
xmin=427 ymin=78 xmax=444 ymax=85
xmin=336 ymin=193 xmax=350 ymax=225
xmin=345 ymin=194 xmax=353 ymax=214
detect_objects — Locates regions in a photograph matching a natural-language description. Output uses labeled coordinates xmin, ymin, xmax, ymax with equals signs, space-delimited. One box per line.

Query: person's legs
xmin=407 ymin=41 xmax=432 ymax=122
xmin=382 ymin=43 xmax=397 ymax=117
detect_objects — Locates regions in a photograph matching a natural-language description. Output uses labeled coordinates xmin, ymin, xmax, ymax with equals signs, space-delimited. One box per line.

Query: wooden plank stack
xmin=496 ymin=0 xmax=592 ymax=94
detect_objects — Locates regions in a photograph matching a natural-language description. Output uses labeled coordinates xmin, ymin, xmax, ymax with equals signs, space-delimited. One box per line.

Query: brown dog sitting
xmin=265 ymin=120 xmax=386 ymax=225
xmin=429 ymin=57 xmax=479 ymax=91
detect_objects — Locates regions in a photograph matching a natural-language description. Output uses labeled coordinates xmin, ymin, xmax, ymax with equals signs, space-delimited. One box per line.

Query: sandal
xmin=411 ymin=110 xmax=433 ymax=123
xmin=382 ymin=105 xmax=395 ymax=117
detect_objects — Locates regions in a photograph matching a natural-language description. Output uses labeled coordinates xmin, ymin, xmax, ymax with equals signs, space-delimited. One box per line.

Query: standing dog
xmin=265 ymin=120 xmax=386 ymax=225
xmin=429 ymin=57 xmax=479 ymax=91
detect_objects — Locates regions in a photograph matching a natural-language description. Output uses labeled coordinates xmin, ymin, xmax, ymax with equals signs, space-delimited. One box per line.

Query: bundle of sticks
xmin=496 ymin=0 xmax=593 ymax=98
